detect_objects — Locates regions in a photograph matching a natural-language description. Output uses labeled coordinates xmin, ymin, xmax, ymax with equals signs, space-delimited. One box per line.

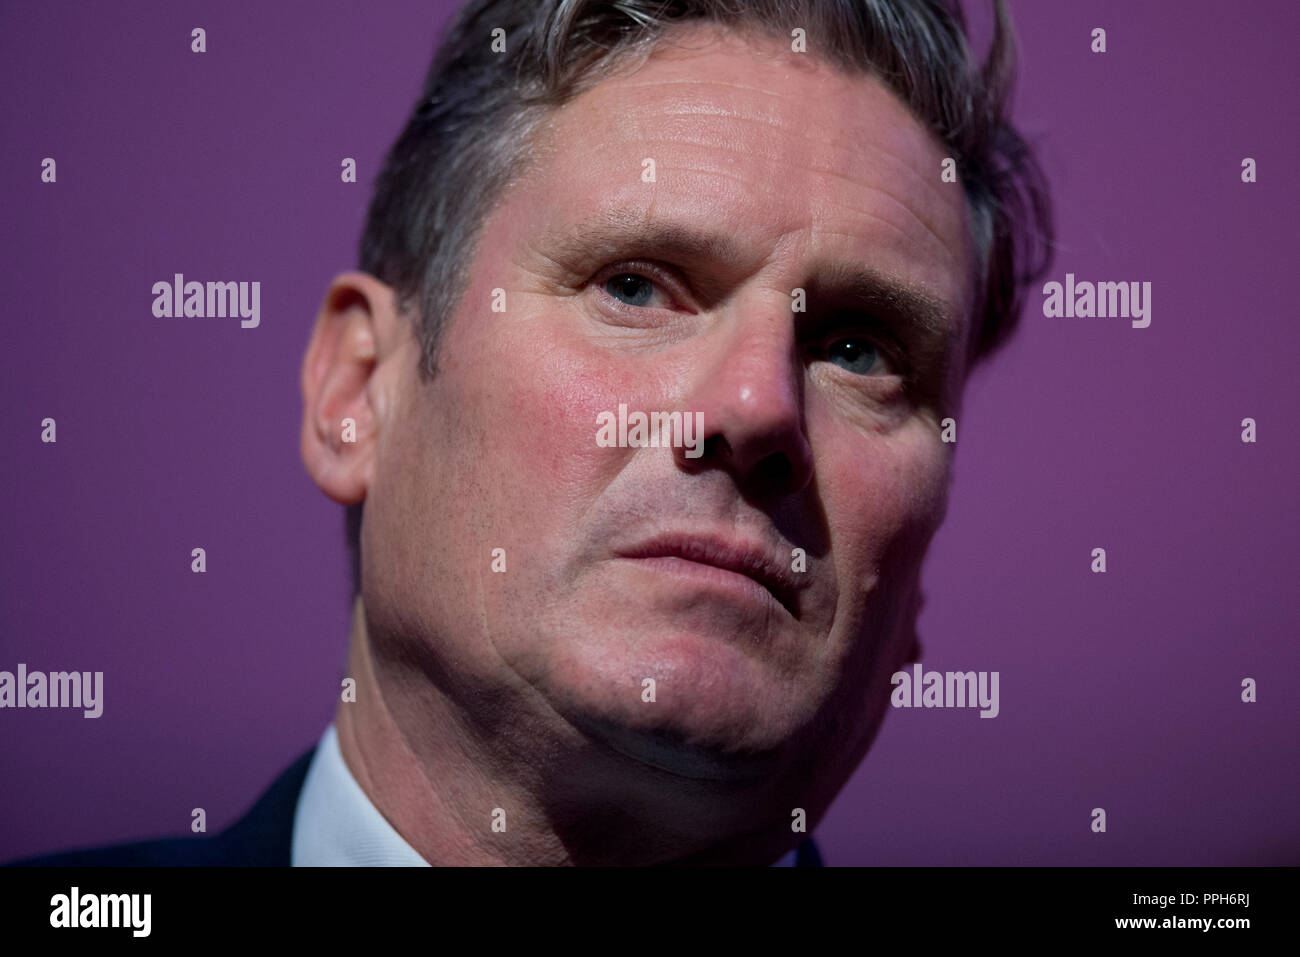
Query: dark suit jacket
xmin=8 ymin=746 xmax=824 ymax=866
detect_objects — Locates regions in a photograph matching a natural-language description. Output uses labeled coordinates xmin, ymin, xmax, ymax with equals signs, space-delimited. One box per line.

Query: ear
xmin=299 ymin=272 xmax=403 ymax=506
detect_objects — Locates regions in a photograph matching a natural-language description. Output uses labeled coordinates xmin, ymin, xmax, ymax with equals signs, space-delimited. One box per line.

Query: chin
xmin=529 ymin=625 xmax=822 ymax=783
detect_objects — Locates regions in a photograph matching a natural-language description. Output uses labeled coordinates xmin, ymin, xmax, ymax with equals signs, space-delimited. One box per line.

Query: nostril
xmin=757 ymin=454 xmax=792 ymax=484
xmin=679 ymin=433 xmax=730 ymax=468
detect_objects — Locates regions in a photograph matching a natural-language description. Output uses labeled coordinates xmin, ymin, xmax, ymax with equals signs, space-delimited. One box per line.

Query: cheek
xmin=501 ymin=349 xmax=622 ymax=484
xmin=451 ymin=309 xmax=645 ymax=568
xmin=432 ymin=297 xmax=626 ymax=505
xmin=819 ymin=419 xmax=950 ymax=588
xmin=812 ymin=421 xmax=949 ymax=733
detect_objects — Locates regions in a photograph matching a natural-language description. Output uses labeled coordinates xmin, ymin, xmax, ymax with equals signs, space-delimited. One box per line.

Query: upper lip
xmin=614 ymin=531 xmax=802 ymax=616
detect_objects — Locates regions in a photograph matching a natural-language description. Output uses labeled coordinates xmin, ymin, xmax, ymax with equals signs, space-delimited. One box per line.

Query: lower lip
xmin=616 ymin=555 xmax=785 ymax=613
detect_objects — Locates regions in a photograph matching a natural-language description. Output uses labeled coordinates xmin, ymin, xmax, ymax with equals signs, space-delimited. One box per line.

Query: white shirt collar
xmin=291 ymin=723 xmax=429 ymax=866
xmin=291 ymin=722 xmax=799 ymax=866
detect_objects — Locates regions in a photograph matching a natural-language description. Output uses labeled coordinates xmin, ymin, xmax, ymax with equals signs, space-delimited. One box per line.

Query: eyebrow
xmin=803 ymin=259 xmax=959 ymax=379
xmin=540 ymin=208 xmax=748 ymax=296
xmin=539 ymin=207 xmax=962 ymax=365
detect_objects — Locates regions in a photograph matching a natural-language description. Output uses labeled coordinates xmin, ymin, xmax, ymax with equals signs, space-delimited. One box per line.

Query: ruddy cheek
xmin=502 ymin=348 xmax=635 ymax=479
xmin=828 ymin=450 xmax=913 ymax=569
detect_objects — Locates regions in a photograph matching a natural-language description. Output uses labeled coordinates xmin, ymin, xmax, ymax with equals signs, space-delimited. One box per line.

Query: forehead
xmin=512 ymin=20 xmax=974 ymax=350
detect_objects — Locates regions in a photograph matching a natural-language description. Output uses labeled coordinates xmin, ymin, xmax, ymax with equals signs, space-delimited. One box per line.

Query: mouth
xmin=613 ymin=532 xmax=800 ymax=617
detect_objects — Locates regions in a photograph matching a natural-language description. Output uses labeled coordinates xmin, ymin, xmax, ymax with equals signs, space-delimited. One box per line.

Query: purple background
xmin=2 ymin=0 xmax=1297 ymax=865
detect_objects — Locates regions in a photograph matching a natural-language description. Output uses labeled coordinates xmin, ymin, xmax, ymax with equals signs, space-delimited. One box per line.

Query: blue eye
xmin=826 ymin=338 xmax=882 ymax=375
xmin=605 ymin=273 xmax=656 ymax=307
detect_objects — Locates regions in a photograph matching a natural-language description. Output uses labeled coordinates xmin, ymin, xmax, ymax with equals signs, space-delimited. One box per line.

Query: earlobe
xmin=299 ymin=274 xmax=392 ymax=506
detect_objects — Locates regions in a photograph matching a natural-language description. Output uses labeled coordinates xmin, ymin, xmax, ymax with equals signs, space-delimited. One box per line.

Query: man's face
xmin=364 ymin=23 xmax=973 ymax=801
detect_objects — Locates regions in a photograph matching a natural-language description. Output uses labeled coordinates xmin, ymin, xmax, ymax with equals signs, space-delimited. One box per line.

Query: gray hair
xmin=347 ymin=0 xmax=1054 ymax=596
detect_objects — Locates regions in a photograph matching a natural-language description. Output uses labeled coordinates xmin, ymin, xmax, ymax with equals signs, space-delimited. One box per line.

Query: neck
xmin=332 ymin=596 xmax=807 ymax=866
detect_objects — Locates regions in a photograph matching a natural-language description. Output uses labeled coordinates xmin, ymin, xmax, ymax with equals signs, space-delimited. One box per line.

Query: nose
xmin=675 ymin=305 xmax=814 ymax=497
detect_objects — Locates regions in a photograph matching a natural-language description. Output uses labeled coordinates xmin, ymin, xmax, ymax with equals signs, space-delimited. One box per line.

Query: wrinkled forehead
xmin=517 ymin=21 xmax=976 ymax=342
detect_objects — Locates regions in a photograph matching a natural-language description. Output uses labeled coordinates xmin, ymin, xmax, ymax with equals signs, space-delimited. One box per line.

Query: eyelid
xmin=808 ymin=316 xmax=908 ymax=375
xmin=593 ymin=260 xmax=690 ymax=310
